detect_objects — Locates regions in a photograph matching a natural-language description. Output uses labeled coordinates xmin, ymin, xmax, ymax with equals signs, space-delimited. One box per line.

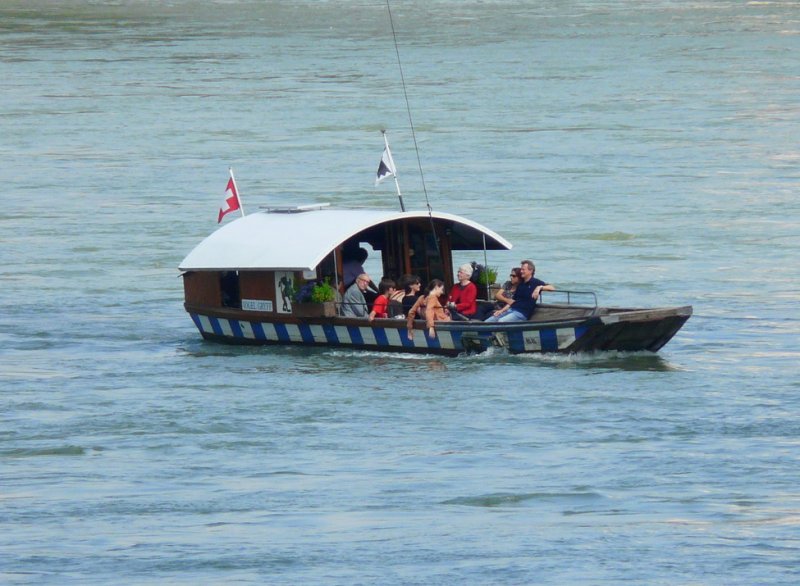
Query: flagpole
xmin=482 ymin=233 xmax=490 ymax=300
xmin=229 ymin=167 xmax=245 ymax=217
xmin=382 ymin=130 xmax=405 ymax=212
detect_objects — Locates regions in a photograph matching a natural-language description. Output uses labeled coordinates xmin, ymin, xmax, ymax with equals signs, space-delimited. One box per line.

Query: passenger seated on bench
xmin=398 ymin=274 xmax=423 ymax=315
xmin=485 ymin=260 xmax=555 ymax=323
xmin=405 ymin=288 xmax=427 ymax=341
xmin=447 ymin=263 xmax=478 ymax=320
xmin=496 ymin=267 xmax=522 ymax=306
xmin=342 ymin=273 xmax=371 ymax=318
xmin=388 ymin=280 xmax=406 ymax=318
xmin=369 ymin=278 xmax=397 ymax=321
xmin=473 ymin=266 xmax=520 ymax=321
xmin=424 ymin=279 xmax=451 ymax=339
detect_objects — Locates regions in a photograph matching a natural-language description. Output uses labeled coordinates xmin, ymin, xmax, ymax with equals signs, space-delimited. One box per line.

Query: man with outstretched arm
xmin=484 ymin=259 xmax=555 ymax=323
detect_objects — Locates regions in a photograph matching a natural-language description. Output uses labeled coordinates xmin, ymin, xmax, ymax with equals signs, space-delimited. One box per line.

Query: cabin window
xmin=359 ymin=242 xmax=383 ymax=281
xmin=220 ymin=271 xmax=240 ymax=308
xmin=341 ymin=240 xmax=384 ymax=284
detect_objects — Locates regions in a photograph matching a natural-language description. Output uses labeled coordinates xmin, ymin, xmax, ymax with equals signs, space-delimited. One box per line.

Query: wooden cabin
xmin=179 ymin=205 xmax=512 ymax=317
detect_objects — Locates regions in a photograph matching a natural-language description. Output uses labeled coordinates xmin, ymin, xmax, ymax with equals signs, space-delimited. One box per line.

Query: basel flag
xmin=375 ymin=145 xmax=397 ymax=185
xmin=218 ymin=171 xmax=242 ymax=223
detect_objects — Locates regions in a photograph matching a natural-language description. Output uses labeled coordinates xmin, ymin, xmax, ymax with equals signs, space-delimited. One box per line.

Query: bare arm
xmin=533 ymin=283 xmax=556 ymax=300
xmin=425 ymin=296 xmax=440 ymax=338
xmin=406 ymin=295 xmax=425 ymax=339
xmin=495 ymin=288 xmax=513 ymax=305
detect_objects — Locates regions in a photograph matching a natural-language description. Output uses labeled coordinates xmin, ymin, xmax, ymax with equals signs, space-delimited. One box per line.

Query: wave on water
xmin=581 ymin=231 xmax=637 ymax=241
xmin=489 ymin=349 xmax=683 ymax=372
xmin=2 ymin=445 xmax=88 ymax=458
xmin=442 ymin=490 xmax=606 ymax=508
xmin=179 ymin=342 xmax=684 ymax=371
xmin=325 ymin=347 xmax=680 ymax=373
xmin=327 ymin=349 xmax=443 ymax=361
xmin=249 ymin=470 xmax=312 ymax=477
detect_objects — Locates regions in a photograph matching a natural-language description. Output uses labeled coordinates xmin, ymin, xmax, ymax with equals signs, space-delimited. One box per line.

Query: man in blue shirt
xmin=484 ymin=260 xmax=555 ymax=322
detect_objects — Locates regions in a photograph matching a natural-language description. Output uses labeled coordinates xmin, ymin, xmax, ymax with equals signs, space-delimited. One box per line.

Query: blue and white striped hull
xmin=187 ymin=312 xmax=599 ymax=355
xmin=186 ymin=304 xmax=691 ymax=355
xmin=190 ymin=312 xmax=466 ymax=355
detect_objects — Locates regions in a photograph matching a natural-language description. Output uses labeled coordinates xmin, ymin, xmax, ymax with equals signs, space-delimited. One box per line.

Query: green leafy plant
xmin=476 ymin=266 xmax=498 ymax=286
xmin=294 ymin=278 xmax=335 ymax=303
xmin=310 ymin=278 xmax=336 ymax=303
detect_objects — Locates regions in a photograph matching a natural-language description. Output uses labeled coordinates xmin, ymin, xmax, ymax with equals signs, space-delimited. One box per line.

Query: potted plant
xmin=473 ymin=265 xmax=499 ymax=300
xmin=310 ymin=280 xmax=336 ymax=304
xmin=293 ymin=278 xmax=337 ymax=317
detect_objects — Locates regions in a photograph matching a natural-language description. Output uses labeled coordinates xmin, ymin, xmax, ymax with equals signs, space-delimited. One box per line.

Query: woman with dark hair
xmin=496 ymin=267 xmax=522 ymax=307
xmin=369 ymin=278 xmax=397 ymax=321
xmin=474 ymin=266 xmax=522 ymax=320
xmin=423 ymin=279 xmax=451 ymax=339
xmin=398 ymin=274 xmax=423 ymax=315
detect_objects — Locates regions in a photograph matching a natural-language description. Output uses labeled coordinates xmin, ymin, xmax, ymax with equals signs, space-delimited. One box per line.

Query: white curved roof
xmin=179 ymin=208 xmax=512 ymax=271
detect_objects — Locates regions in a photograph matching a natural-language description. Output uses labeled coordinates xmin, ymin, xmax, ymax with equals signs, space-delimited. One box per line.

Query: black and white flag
xmin=375 ymin=145 xmax=397 ymax=185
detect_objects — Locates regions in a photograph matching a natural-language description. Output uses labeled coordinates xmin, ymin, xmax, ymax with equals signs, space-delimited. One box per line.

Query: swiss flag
xmin=218 ymin=173 xmax=241 ymax=223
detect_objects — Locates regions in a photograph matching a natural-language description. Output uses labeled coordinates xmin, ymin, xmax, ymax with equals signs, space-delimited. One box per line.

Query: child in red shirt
xmin=369 ymin=278 xmax=397 ymax=321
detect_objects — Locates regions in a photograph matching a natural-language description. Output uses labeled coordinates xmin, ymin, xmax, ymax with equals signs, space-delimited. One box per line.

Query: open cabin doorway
xmin=384 ymin=219 xmax=453 ymax=288
xmin=328 ymin=219 xmax=454 ymax=292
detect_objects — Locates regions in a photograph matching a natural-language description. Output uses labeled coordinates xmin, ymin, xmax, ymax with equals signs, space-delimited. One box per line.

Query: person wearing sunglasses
xmin=496 ymin=267 xmax=522 ymax=307
xmin=397 ymin=274 xmax=423 ymax=315
xmin=473 ymin=266 xmax=522 ymax=320
xmin=485 ymin=260 xmax=555 ymax=322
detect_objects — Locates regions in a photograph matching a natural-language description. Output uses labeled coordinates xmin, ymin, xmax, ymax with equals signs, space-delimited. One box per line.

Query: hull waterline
xmin=185 ymin=303 xmax=692 ymax=356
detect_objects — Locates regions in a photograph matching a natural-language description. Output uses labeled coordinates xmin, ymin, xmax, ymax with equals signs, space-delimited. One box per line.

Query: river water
xmin=2 ymin=1 xmax=799 ymax=584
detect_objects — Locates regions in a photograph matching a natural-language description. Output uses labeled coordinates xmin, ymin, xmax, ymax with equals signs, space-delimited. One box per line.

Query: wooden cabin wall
xmin=403 ymin=220 xmax=453 ymax=287
xmin=401 ymin=222 xmax=411 ymax=278
xmin=437 ymin=225 xmax=454 ymax=289
xmin=383 ymin=224 xmax=403 ymax=280
xmin=239 ymin=271 xmax=280 ymax=308
xmin=183 ymin=271 xmax=221 ymax=307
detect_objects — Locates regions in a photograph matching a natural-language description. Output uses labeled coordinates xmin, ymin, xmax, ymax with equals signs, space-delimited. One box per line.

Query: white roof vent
xmin=260 ymin=203 xmax=331 ymax=214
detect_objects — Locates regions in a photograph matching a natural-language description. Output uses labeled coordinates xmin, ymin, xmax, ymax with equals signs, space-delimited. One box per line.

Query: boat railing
xmin=539 ymin=289 xmax=598 ymax=309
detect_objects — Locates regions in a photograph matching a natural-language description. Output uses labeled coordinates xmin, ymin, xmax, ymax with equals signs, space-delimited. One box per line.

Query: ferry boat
xmin=178 ymin=204 xmax=692 ymax=356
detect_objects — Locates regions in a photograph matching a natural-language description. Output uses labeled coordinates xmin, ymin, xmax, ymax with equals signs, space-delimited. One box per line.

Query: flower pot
xmin=293 ymin=301 xmax=336 ymax=318
xmin=476 ymin=283 xmax=500 ymax=301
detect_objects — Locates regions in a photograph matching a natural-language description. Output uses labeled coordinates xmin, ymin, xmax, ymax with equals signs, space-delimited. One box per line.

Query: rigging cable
xmin=385 ymin=0 xmax=440 ymax=254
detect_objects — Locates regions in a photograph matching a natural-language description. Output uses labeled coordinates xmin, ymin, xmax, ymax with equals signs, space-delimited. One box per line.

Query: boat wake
xmin=328 ymin=345 xmax=682 ymax=371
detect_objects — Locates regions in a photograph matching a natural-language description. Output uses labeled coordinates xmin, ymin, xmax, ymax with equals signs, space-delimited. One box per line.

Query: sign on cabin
xmin=242 ymin=299 xmax=273 ymax=312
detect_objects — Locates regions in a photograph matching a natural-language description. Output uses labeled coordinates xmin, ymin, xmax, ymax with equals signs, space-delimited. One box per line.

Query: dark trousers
xmin=450 ymin=310 xmax=477 ymax=321
xmin=472 ymin=303 xmax=497 ymax=321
